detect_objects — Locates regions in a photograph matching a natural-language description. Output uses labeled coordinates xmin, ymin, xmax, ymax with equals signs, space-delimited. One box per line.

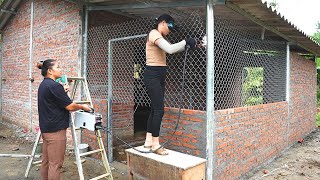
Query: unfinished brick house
xmin=0 ymin=0 xmax=319 ymax=179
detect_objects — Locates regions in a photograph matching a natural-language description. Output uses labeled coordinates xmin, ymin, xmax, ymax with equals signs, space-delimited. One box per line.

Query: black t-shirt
xmin=38 ymin=78 xmax=73 ymax=133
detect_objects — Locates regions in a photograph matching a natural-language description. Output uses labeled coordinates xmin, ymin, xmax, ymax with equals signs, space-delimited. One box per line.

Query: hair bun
xmin=36 ymin=61 xmax=44 ymax=69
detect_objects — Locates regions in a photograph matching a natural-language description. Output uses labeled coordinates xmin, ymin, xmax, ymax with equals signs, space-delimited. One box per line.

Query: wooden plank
xmin=0 ymin=154 xmax=40 ymax=158
xmin=79 ymin=149 xmax=103 ymax=157
xmin=89 ymin=173 xmax=110 ymax=180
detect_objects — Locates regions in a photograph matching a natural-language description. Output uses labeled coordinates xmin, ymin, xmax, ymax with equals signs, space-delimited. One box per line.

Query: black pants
xmin=143 ymin=65 xmax=167 ymax=137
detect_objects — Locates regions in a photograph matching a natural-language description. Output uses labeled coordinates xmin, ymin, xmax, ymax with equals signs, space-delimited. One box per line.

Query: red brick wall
xmin=1 ymin=0 xmax=81 ymax=131
xmin=212 ymin=52 xmax=316 ymax=179
xmin=214 ymin=102 xmax=288 ymax=179
xmin=289 ymin=53 xmax=316 ymax=143
xmin=1 ymin=0 xmax=31 ymax=129
xmin=159 ymin=54 xmax=316 ymax=180
xmin=161 ymin=107 xmax=207 ymax=157
xmin=1 ymin=5 xmax=137 ymax=150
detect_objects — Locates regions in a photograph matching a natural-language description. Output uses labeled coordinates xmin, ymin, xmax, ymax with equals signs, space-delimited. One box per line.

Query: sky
xmin=262 ymin=0 xmax=320 ymax=35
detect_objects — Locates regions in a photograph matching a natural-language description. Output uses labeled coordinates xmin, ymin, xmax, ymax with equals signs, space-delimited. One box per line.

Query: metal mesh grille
xmin=86 ymin=11 xmax=287 ymax=111
xmin=214 ymin=16 xmax=287 ymax=110
xmin=111 ymin=37 xmax=147 ymax=104
xmin=86 ymin=19 xmax=150 ymax=99
xmin=87 ymin=12 xmax=207 ymax=110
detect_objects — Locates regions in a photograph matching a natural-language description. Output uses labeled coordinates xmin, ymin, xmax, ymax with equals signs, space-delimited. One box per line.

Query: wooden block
xmin=126 ymin=146 xmax=206 ymax=180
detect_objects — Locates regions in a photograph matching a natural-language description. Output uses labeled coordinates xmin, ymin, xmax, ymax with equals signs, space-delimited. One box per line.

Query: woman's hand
xmin=82 ymin=104 xmax=92 ymax=112
xmin=185 ymin=38 xmax=197 ymax=49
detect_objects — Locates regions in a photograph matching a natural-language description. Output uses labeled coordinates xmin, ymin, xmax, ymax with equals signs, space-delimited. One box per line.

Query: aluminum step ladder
xmin=25 ymin=77 xmax=113 ymax=180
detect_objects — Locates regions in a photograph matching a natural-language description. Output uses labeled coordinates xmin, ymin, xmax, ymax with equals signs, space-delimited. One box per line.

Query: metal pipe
xmin=286 ymin=43 xmax=290 ymax=102
xmin=77 ymin=6 xmax=88 ymax=146
xmin=109 ymin=34 xmax=147 ymax=43
xmin=83 ymin=7 xmax=89 ymax=78
xmin=206 ymin=0 xmax=216 ymax=179
xmin=261 ymin=27 xmax=266 ymax=40
xmin=107 ymin=34 xmax=147 ymax=162
xmin=0 ymin=43 xmax=2 ymax=121
xmin=286 ymin=42 xmax=291 ymax=146
xmin=29 ymin=1 xmax=34 ymax=131
xmin=0 ymin=9 xmax=17 ymax=14
xmin=107 ymin=40 xmax=113 ymax=162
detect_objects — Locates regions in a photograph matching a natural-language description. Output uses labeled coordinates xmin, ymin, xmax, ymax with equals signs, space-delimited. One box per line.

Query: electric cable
xmin=100 ymin=46 xmax=190 ymax=154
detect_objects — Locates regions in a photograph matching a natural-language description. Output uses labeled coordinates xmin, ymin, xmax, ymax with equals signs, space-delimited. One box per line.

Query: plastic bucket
xmin=78 ymin=143 xmax=89 ymax=154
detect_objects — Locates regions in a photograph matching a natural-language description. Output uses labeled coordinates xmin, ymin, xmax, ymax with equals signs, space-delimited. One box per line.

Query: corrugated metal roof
xmin=86 ymin=0 xmax=320 ymax=55
xmin=227 ymin=0 xmax=320 ymax=55
xmin=0 ymin=0 xmax=319 ymax=55
xmin=0 ymin=0 xmax=22 ymax=32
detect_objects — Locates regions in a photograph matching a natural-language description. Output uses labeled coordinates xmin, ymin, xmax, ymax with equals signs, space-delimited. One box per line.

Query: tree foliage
xmin=312 ymin=22 xmax=320 ymax=68
xmin=313 ymin=21 xmax=320 ymax=107
xmin=313 ymin=33 xmax=320 ymax=45
xmin=268 ymin=0 xmax=279 ymax=11
xmin=312 ymin=21 xmax=320 ymax=44
xmin=242 ymin=67 xmax=264 ymax=106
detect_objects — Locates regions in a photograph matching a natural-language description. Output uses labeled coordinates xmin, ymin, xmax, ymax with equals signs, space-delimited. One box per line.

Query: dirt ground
xmin=0 ymin=122 xmax=127 ymax=180
xmin=247 ymin=127 xmax=320 ymax=180
xmin=0 ymin=121 xmax=319 ymax=180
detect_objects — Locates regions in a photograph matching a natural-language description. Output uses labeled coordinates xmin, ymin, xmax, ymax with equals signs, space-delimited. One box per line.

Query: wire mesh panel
xmin=87 ymin=10 xmax=287 ymax=111
xmin=165 ymin=13 xmax=207 ymax=110
xmin=214 ymin=16 xmax=287 ymax=110
xmin=110 ymin=36 xmax=147 ymax=105
xmin=87 ymin=19 xmax=150 ymax=100
xmin=87 ymin=12 xmax=207 ymax=110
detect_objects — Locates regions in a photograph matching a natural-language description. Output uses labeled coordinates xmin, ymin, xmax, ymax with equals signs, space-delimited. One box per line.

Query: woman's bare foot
xmin=144 ymin=133 xmax=152 ymax=149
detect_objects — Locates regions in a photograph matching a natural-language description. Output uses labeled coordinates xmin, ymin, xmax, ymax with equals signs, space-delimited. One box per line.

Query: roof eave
xmin=226 ymin=0 xmax=320 ymax=56
xmin=0 ymin=0 xmax=23 ymax=33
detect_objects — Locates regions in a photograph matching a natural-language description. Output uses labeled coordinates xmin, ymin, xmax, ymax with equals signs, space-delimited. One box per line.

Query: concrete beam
xmin=88 ymin=1 xmax=207 ymax=11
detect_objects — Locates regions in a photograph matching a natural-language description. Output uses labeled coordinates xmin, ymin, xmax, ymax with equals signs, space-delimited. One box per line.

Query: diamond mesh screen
xmin=87 ymin=12 xmax=207 ymax=110
xmin=214 ymin=16 xmax=287 ymax=110
xmin=86 ymin=11 xmax=287 ymax=111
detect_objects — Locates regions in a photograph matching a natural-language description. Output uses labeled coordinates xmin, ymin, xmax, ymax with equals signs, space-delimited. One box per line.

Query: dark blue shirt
xmin=38 ymin=78 xmax=72 ymax=133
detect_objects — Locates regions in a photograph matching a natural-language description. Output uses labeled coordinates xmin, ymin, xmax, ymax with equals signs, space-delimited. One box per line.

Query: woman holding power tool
xmin=143 ymin=14 xmax=197 ymax=155
xmin=37 ymin=59 xmax=91 ymax=180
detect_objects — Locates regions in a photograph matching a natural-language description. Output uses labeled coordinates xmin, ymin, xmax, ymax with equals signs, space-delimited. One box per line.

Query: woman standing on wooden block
xmin=143 ymin=14 xmax=196 ymax=155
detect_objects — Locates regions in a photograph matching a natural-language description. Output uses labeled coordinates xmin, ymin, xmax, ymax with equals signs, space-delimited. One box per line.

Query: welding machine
xmin=74 ymin=110 xmax=102 ymax=131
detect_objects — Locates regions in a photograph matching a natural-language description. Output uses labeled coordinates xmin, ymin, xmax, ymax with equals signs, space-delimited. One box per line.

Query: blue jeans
xmin=143 ymin=66 xmax=167 ymax=137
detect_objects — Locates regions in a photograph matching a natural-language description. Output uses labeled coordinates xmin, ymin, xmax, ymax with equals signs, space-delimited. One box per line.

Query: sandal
xmin=152 ymin=147 xmax=169 ymax=156
xmin=143 ymin=145 xmax=152 ymax=149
